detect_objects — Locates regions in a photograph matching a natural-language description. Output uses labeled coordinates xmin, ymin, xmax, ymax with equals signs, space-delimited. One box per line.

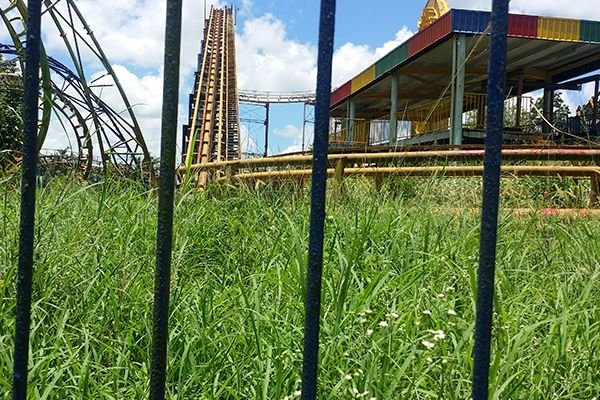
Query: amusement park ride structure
xmin=181 ymin=1 xmax=600 ymax=196
xmin=0 ymin=0 xmax=152 ymax=176
xmin=3 ymin=0 xmax=600 ymax=192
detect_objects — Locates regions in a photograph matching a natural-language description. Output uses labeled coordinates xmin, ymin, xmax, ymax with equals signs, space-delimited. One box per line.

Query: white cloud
xmin=274 ymin=124 xmax=313 ymax=154
xmin=240 ymin=124 xmax=260 ymax=156
xmin=236 ymin=14 xmax=317 ymax=91
xmin=449 ymin=0 xmax=600 ymax=19
xmin=332 ymin=27 xmax=413 ymax=87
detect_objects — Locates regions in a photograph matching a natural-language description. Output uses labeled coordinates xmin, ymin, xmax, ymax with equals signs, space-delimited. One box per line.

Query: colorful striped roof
xmin=331 ymin=9 xmax=600 ymax=107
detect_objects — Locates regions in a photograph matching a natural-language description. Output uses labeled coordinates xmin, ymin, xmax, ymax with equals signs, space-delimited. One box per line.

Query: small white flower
xmin=359 ymin=317 xmax=368 ymax=324
xmin=345 ymin=374 xmax=353 ymax=380
xmin=390 ymin=312 xmax=399 ymax=319
xmin=294 ymin=390 xmax=302 ymax=397
xmin=433 ymin=330 xmax=446 ymax=341
xmin=353 ymin=371 xmax=360 ymax=377
xmin=284 ymin=397 xmax=290 ymax=400
xmin=378 ymin=320 xmax=388 ymax=327
xmin=447 ymin=309 xmax=457 ymax=316
xmin=426 ymin=357 xmax=433 ymax=364
xmin=437 ymin=293 xmax=446 ymax=299
xmin=445 ymin=286 xmax=455 ymax=292
xmin=357 ymin=368 xmax=364 ymax=374
xmin=422 ymin=310 xmax=432 ymax=315
xmin=366 ymin=329 xmax=374 ymax=336
xmin=344 ymin=351 xmax=349 ymax=356
xmin=369 ymin=398 xmax=376 ymax=400
xmin=352 ymin=387 xmax=359 ymax=394
xmin=365 ymin=309 xmax=373 ymax=315
xmin=422 ymin=340 xmax=435 ymax=349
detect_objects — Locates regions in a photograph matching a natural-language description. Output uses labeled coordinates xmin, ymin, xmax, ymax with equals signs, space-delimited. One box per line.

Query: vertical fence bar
xmin=300 ymin=1 xmax=336 ymax=399
xmin=472 ymin=1 xmax=509 ymax=399
xmin=149 ymin=0 xmax=183 ymax=399
xmin=12 ymin=0 xmax=43 ymax=398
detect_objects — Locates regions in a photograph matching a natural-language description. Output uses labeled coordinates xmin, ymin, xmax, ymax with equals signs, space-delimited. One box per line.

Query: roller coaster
xmin=3 ymin=0 xmax=600 ymax=199
xmin=1 ymin=0 xmax=151 ymax=176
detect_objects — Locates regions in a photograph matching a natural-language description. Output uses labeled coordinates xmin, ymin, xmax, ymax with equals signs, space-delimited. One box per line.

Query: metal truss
xmin=239 ymin=90 xmax=316 ymax=104
xmin=239 ymin=91 xmax=316 ymax=156
xmin=0 ymin=0 xmax=152 ymax=176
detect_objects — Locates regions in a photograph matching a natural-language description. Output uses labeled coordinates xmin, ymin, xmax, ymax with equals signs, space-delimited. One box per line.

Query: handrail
xmin=179 ymin=148 xmax=600 ymax=172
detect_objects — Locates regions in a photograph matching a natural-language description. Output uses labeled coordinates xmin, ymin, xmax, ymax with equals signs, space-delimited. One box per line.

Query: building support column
xmin=348 ymin=99 xmax=356 ymax=144
xmin=593 ymin=78 xmax=599 ymax=135
xmin=515 ymin=76 xmax=524 ymax=129
xmin=543 ymin=83 xmax=553 ymax=135
xmin=390 ymin=74 xmax=399 ymax=146
xmin=450 ymin=34 xmax=466 ymax=145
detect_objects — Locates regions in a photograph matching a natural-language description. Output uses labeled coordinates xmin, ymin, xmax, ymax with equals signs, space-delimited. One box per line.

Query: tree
xmin=532 ymin=91 xmax=571 ymax=130
xmin=0 ymin=53 xmax=23 ymax=164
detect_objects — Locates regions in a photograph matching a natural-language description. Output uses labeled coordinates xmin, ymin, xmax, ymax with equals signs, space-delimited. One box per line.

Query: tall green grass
xmin=0 ymin=176 xmax=599 ymax=399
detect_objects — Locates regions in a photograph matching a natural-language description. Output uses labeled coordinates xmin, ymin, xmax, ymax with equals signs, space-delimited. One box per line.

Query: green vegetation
xmin=0 ymin=176 xmax=599 ymax=399
xmin=0 ymin=54 xmax=23 ymax=167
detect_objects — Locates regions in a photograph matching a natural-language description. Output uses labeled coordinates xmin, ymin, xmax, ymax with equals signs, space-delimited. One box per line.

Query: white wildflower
xmin=433 ymin=330 xmax=446 ymax=341
xmin=366 ymin=329 xmax=374 ymax=336
xmin=352 ymin=387 xmax=359 ymax=395
xmin=445 ymin=286 xmax=455 ymax=292
xmin=294 ymin=390 xmax=302 ymax=397
xmin=437 ymin=293 xmax=446 ymax=299
xmin=447 ymin=309 xmax=457 ymax=316
xmin=345 ymin=374 xmax=353 ymax=380
xmin=426 ymin=357 xmax=433 ymax=364
xmin=422 ymin=340 xmax=435 ymax=349
xmin=365 ymin=309 xmax=373 ymax=315
xmin=357 ymin=368 xmax=364 ymax=375
xmin=390 ymin=312 xmax=399 ymax=319
xmin=422 ymin=310 xmax=432 ymax=315
xmin=359 ymin=317 xmax=368 ymax=324
xmin=378 ymin=320 xmax=388 ymax=327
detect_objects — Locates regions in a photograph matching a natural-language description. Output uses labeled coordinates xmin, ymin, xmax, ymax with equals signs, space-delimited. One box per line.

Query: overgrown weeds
xmin=0 ymin=176 xmax=598 ymax=398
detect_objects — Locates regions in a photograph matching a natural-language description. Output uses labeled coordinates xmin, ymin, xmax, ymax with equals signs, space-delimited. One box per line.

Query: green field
xmin=1 ymin=176 xmax=599 ymax=399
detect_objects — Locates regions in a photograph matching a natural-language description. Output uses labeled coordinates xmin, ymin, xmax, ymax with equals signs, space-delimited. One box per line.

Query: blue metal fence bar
xmin=300 ymin=0 xmax=337 ymax=399
xmin=149 ymin=0 xmax=183 ymax=398
xmin=12 ymin=0 xmax=43 ymax=398
xmin=472 ymin=1 xmax=509 ymax=399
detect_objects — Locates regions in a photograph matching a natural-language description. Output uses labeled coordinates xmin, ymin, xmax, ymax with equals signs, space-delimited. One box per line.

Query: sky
xmin=1 ymin=0 xmax=600 ymax=157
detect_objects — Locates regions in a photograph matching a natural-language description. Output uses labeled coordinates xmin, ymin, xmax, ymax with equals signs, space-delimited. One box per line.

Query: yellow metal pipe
xmin=221 ymin=165 xmax=600 ymax=181
xmin=180 ymin=148 xmax=600 ymax=173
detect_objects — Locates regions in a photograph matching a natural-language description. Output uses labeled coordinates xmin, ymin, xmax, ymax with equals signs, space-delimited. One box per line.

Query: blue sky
xmin=2 ymin=0 xmax=599 ymax=157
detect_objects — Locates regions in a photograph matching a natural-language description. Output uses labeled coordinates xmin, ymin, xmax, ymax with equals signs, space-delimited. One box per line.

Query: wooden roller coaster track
xmin=183 ymin=6 xmax=240 ymax=184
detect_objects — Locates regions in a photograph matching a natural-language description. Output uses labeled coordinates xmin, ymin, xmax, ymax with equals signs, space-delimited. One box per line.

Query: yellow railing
xmin=329 ymin=118 xmax=370 ymax=145
xmin=328 ymin=94 xmax=535 ymax=145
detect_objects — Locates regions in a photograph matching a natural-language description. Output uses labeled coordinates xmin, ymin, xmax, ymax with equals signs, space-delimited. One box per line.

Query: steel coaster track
xmin=0 ymin=0 xmax=152 ymax=176
xmin=183 ymin=6 xmax=240 ymax=184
